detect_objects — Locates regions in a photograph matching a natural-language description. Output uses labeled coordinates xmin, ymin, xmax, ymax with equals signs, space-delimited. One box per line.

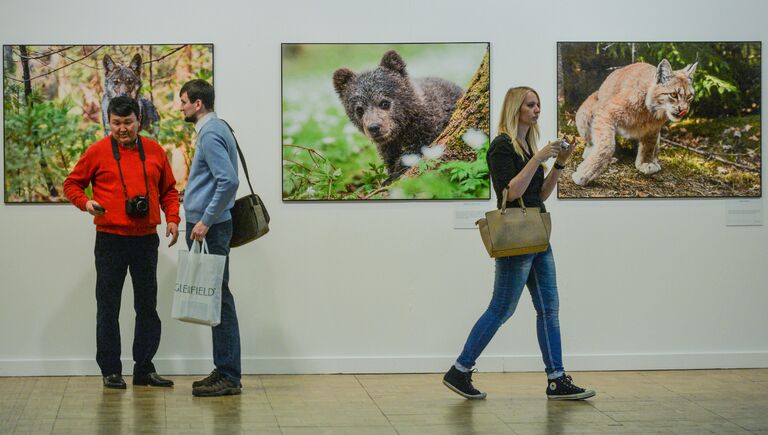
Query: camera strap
xmin=111 ymin=136 xmax=150 ymax=200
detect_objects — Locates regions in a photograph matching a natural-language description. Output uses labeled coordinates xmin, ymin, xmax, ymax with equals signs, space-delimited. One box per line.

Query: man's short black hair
xmin=180 ymin=79 xmax=215 ymax=110
xmin=107 ymin=96 xmax=140 ymax=119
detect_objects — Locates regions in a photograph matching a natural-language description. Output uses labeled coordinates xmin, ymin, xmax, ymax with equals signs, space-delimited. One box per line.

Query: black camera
xmin=125 ymin=195 xmax=149 ymax=217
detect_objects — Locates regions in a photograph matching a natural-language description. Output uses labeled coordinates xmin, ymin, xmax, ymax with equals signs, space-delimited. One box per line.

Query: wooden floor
xmin=1 ymin=369 xmax=767 ymax=434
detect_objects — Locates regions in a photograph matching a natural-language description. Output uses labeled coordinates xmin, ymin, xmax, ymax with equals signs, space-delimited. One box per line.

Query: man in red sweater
xmin=64 ymin=96 xmax=180 ymax=389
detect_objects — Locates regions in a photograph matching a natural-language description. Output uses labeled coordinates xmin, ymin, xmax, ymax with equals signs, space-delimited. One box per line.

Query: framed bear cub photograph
xmin=281 ymin=42 xmax=490 ymax=201
xmin=557 ymin=41 xmax=761 ymax=199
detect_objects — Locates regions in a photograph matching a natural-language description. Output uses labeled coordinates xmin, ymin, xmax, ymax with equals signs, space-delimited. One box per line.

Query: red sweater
xmin=64 ymin=135 xmax=181 ymax=236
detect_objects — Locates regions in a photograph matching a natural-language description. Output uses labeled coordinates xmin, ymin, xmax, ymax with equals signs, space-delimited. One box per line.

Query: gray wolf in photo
xmin=101 ymin=53 xmax=160 ymax=135
xmin=572 ymin=58 xmax=697 ymax=186
xmin=333 ymin=50 xmax=464 ymax=178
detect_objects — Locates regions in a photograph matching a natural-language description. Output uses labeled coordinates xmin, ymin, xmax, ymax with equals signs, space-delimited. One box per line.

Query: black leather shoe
xmin=133 ymin=372 xmax=174 ymax=387
xmin=103 ymin=374 xmax=126 ymax=389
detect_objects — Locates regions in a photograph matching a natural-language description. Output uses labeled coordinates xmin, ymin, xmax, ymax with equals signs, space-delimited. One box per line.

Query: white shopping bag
xmin=172 ymin=239 xmax=226 ymax=326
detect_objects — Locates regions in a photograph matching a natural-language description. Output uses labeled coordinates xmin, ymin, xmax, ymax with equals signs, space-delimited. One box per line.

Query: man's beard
xmin=184 ymin=114 xmax=197 ymax=123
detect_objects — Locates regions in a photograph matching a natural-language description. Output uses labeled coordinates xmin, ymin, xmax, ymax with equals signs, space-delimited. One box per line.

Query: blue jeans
xmin=185 ymin=220 xmax=241 ymax=383
xmin=457 ymin=246 xmax=564 ymax=377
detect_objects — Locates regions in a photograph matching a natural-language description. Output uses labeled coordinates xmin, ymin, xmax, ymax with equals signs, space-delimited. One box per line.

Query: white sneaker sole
xmin=547 ymin=389 xmax=596 ymax=400
xmin=442 ymin=379 xmax=487 ymax=400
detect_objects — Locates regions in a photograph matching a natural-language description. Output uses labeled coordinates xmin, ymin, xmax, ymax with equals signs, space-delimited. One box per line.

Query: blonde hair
xmin=497 ymin=86 xmax=541 ymax=162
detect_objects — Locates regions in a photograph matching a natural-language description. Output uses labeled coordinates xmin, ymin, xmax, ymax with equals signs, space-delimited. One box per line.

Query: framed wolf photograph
xmin=281 ymin=42 xmax=490 ymax=201
xmin=3 ymin=44 xmax=214 ymax=203
xmin=557 ymin=41 xmax=761 ymax=199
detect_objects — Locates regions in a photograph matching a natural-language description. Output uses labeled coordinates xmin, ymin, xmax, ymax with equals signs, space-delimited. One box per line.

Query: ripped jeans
xmin=456 ymin=246 xmax=564 ymax=378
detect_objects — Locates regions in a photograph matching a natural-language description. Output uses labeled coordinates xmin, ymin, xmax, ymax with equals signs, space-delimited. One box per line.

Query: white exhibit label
xmin=454 ymin=203 xmax=488 ymax=229
xmin=725 ymin=199 xmax=763 ymax=226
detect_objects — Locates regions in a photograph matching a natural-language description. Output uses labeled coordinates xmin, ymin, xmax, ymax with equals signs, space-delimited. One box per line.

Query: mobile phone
xmin=92 ymin=203 xmax=105 ymax=212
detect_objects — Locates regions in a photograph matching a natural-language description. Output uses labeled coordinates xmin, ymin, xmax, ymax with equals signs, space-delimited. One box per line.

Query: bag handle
xmin=189 ymin=239 xmax=210 ymax=254
xmin=220 ymin=119 xmax=255 ymax=197
xmin=501 ymin=188 xmax=527 ymax=215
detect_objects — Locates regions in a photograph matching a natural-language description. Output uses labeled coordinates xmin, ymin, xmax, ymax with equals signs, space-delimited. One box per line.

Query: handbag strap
xmin=501 ymin=188 xmax=527 ymax=214
xmin=189 ymin=239 xmax=208 ymax=254
xmin=220 ymin=119 xmax=255 ymax=196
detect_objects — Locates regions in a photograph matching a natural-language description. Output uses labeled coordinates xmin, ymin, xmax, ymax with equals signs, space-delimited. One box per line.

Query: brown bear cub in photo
xmin=333 ymin=50 xmax=464 ymax=180
xmin=572 ymin=58 xmax=697 ymax=186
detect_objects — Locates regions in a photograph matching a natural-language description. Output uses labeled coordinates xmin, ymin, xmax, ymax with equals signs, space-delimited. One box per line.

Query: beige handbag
xmin=476 ymin=189 xmax=552 ymax=257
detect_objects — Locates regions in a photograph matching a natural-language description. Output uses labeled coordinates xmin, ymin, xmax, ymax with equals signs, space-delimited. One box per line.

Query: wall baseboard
xmin=2 ymin=352 xmax=767 ymax=376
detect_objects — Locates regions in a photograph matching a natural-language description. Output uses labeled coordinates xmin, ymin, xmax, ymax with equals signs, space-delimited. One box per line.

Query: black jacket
xmin=487 ymin=133 xmax=546 ymax=211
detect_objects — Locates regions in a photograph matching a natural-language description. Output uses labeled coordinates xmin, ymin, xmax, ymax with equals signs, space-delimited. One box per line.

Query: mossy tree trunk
xmin=20 ymin=45 xmax=59 ymax=198
xmin=430 ymin=47 xmax=490 ymax=161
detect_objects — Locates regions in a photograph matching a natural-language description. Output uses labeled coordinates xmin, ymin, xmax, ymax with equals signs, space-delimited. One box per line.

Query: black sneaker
xmin=103 ymin=374 xmax=126 ymax=389
xmin=546 ymin=374 xmax=595 ymax=400
xmin=442 ymin=366 xmax=486 ymax=399
xmin=192 ymin=376 xmax=242 ymax=397
xmin=193 ymin=370 xmax=242 ymax=389
xmin=192 ymin=370 xmax=221 ymax=388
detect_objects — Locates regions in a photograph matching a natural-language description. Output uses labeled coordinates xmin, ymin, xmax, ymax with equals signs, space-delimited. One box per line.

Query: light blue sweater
xmin=183 ymin=113 xmax=239 ymax=226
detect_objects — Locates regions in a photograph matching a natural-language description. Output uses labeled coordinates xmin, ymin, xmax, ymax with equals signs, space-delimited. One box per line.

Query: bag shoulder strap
xmin=220 ymin=119 xmax=255 ymax=196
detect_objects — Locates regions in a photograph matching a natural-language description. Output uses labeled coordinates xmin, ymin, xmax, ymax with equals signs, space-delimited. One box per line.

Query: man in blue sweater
xmin=179 ymin=79 xmax=242 ymax=397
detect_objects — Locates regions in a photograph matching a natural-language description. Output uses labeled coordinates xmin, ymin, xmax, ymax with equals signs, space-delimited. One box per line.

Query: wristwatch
xmin=553 ymin=162 xmax=566 ymax=170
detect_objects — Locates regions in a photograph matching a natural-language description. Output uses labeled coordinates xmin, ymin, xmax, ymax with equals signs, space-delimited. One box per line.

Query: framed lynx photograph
xmin=281 ymin=42 xmax=490 ymax=201
xmin=557 ymin=41 xmax=761 ymax=199
xmin=3 ymin=44 xmax=214 ymax=203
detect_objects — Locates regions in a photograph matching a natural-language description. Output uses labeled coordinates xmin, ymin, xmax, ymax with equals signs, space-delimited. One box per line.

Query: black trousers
xmin=94 ymin=232 xmax=160 ymax=376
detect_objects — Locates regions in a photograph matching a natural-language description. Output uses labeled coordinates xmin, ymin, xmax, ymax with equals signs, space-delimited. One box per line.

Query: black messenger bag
xmin=221 ymin=120 xmax=270 ymax=247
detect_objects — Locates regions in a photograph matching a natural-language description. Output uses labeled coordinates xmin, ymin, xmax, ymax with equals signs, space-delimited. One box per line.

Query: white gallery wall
xmin=0 ymin=0 xmax=766 ymax=376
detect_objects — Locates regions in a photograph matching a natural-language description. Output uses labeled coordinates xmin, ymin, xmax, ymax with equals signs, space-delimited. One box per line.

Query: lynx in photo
xmin=572 ymin=59 xmax=697 ymax=186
